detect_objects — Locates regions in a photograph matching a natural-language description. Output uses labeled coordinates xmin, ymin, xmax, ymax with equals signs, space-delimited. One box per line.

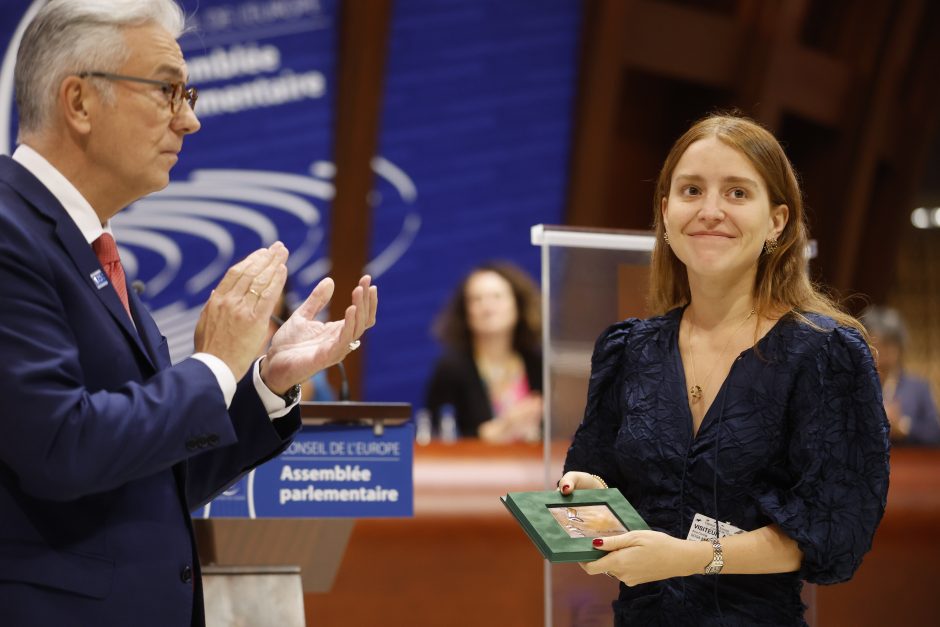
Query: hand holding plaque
xmin=501 ymin=488 xmax=648 ymax=563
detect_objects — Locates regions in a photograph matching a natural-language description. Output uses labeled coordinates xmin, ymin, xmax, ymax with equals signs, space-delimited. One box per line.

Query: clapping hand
xmin=194 ymin=243 xmax=289 ymax=381
xmin=259 ymin=275 xmax=378 ymax=395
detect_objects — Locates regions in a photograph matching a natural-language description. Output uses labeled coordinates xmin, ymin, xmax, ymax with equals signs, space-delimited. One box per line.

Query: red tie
xmin=92 ymin=233 xmax=131 ymax=317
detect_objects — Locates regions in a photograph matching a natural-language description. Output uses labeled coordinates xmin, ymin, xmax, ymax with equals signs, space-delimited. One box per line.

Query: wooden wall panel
xmin=565 ymin=0 xmax=940 ymax=306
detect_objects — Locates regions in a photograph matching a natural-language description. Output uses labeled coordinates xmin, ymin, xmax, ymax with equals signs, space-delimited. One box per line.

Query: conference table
xmin=301 ymin=441 xmax=940 ymax=626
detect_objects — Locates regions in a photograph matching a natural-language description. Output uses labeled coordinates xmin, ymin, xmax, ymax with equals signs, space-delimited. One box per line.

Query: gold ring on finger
xmin=248 ymin=288 xmax=261 ymax=297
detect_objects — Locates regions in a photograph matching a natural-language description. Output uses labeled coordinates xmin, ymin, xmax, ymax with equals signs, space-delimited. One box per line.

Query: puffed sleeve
xmin=563 ymin=319 xmax=640 ymax=488
xmin=754 ymin=326 xmax=890 ymax=584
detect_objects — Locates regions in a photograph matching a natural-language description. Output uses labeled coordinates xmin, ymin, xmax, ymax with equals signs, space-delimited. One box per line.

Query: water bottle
xmin=439 ymin=404 xmax=458 ymax=444
xmin=414 ymin=408 xmax=432 ymax=446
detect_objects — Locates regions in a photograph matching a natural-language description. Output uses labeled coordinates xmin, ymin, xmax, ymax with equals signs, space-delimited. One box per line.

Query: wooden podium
xmin=194 ymin=401 xmax=411 ymax=626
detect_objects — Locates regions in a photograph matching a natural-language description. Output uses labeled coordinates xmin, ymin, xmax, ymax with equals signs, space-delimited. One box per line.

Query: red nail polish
xmin=562 ymin=484 xmax=570 ymax=492
xmin=593 ymin=538 xmax=604 ymax=547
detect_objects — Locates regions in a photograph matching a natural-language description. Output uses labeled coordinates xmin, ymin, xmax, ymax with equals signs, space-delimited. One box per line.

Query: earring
xmin=663 ymin=232 xmax=670 ymax=246
xmin=764 ymin=238 xmax=778 ymax=255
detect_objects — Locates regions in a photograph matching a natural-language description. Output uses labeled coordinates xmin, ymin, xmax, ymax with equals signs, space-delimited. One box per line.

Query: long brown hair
xmin=648 ymin=113 xmax=866 ymax=336
xmin=434 ymin=262 xmax=541 ymax=355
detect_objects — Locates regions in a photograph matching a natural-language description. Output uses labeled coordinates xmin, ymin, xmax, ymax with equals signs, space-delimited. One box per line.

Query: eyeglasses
xmin=78 ymin=71 xmax=198 ymax=113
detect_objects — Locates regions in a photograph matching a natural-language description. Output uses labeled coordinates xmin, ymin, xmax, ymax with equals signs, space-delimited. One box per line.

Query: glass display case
xmin=532 ymin=225 xmax=656 ymax=627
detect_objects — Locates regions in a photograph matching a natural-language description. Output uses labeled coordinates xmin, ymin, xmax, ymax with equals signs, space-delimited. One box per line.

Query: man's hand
xmin=194 ymin=243 xmax=288 ymax=381
xmin=259 ymin=275 xmax=378 ymax=395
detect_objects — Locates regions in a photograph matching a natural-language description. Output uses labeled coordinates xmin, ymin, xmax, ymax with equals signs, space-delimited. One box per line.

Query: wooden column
xmin=328 ymin=0 xmax=393 ymax=399
xmin=565 ymin=0 xmax=633 ymax=228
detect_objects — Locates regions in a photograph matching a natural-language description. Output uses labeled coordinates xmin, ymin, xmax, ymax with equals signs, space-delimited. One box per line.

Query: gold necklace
xmin=686 ymin=307 xmax=756 ymax=402
xmin=477 ymin=354 xmax=519 ymax=383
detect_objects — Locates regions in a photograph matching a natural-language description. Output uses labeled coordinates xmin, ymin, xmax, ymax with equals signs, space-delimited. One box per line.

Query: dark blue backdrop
xmin=0 ymin=0 xmax=581 ymax=415
xmin=363 ymin=0 xmax=581 ymax=411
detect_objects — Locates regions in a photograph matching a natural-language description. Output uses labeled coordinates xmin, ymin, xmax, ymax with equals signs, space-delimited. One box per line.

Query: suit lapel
xmin=129 ymin=287 xmax=172 ymax=371
xmin=60 ymin=219 xmax=158 ymax=371
xmin=0 ymin=156 xmax=157 ymax=372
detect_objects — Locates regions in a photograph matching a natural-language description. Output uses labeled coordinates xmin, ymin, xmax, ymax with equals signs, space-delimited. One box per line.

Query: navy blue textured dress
xmin=564 ymin=308 xmax=890 ymax=626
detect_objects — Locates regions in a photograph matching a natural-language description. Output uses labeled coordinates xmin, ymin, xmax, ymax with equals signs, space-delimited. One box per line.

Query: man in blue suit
xmin=0 ymin=1 xmax=378 ymax=625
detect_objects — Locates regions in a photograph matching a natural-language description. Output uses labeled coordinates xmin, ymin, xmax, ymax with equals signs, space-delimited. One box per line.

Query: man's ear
xmin=59 ymin=76 xmax=94 ymax=135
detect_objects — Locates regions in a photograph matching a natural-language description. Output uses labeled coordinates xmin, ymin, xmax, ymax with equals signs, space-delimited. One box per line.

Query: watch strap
xmin=703 ymin=538 xmax=724 ymax=575
xmin=279 ymin=383 xmax=302 ymax=406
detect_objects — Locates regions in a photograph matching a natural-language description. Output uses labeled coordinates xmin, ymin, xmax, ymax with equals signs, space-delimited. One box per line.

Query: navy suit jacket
xmin=0 ymin=156 xmax=301 ymax=626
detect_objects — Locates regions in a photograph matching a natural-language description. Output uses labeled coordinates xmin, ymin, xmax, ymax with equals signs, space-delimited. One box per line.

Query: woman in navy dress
xmin=559 ymin=114 xmax=890 ymax=626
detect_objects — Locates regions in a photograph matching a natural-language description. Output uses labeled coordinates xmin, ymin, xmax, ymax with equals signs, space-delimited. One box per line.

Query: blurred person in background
xmin=425 ymin=262 xmax=542 ymax=443
xmin=861 ymin=305 xmax=940 ymax=446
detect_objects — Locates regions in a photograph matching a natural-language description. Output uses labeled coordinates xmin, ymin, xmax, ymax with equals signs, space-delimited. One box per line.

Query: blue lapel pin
xmin=90 ymin=269 xmax=109 ymax=289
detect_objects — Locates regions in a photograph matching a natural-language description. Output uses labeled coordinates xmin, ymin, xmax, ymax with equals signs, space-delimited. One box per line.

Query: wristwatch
xmin=279 ymin=384 xmax=302 ymax=406
xmin=703 ymin=538 xmax=724 ymax=575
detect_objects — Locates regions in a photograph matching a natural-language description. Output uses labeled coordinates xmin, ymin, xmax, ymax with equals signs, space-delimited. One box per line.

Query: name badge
xmin=90 ymin=269 xmax=109 ymax=289
xmin=686 ymin=512 xmax=746 ymax=541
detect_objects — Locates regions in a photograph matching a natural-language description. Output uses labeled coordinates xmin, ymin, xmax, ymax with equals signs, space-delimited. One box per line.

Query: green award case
xmin=500 ymin=488 xmax=649 ymax=563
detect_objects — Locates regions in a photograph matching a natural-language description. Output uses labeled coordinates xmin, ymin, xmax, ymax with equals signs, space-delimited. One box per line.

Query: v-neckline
xmin=673 ymin=340 xmax=742 ymax=441
xmin=672 ymin=308 xmax=784 ymax=441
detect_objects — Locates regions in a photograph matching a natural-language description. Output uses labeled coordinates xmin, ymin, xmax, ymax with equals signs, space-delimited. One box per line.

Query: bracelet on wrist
xmin=702 ymin=538 xmax=724 ymax=575
xmin=589 ymin=473 xmax=608 ymax=489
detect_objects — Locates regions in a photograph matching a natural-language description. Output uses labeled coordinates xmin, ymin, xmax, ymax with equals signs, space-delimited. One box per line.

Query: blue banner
xmin=196 ymin=423 xmax=414 ymax=518
xmin=363 ymin=0 xmax=582 ymax=412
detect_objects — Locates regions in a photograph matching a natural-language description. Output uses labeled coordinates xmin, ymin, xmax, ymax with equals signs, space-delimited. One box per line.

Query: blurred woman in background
xmin=425 ymin=262 xmax=542 ymax=443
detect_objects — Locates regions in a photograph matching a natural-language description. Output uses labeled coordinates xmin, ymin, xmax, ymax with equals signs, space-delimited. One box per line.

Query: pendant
xmin=689 ymin=385 xmax=703 ymax=401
